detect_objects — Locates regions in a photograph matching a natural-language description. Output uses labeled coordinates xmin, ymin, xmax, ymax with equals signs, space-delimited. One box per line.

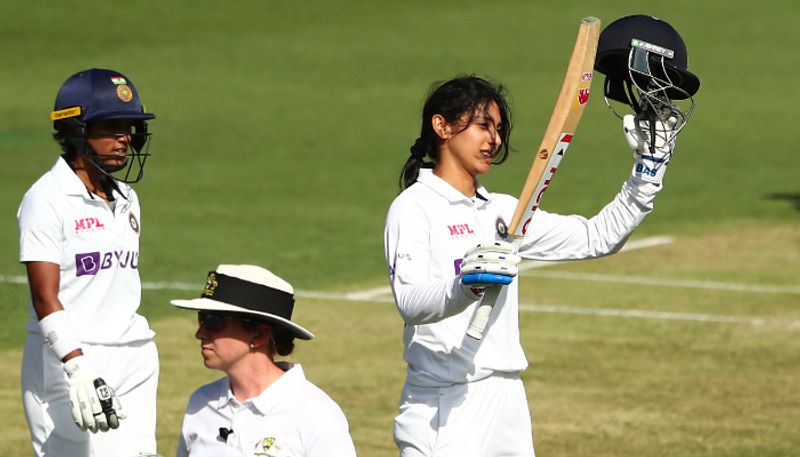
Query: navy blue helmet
xmin=51 ymin=68 xmax=156 ymax=183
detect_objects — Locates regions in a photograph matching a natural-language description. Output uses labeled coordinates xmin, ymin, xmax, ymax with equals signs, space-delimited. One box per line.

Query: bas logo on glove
xmin=624 ymin=114 xmax=676 ymax=184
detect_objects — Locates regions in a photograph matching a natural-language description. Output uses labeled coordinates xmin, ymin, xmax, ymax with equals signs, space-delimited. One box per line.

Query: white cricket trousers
xmin=21 ymin=335 xmax=159 ymax=457
xmin=394 ymin=372 xmax=536 ymax=457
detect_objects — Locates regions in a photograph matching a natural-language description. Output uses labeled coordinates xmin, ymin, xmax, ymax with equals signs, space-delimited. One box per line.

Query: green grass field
xmin=1 ymin=1 xmax=798 ymax=456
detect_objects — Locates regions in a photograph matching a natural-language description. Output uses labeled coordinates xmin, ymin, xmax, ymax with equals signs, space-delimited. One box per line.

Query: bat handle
xmin=466 ymin=285 xmax=502 ymax=340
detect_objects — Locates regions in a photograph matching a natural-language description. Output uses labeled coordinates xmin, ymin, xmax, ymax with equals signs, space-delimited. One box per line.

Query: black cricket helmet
xmin=51 ymin=68 xmax=156 ymax=183
xmin=596 ymin=15 xmax=699 ymax=104
xmin=594 ymin=15 xmax=699 ymax=151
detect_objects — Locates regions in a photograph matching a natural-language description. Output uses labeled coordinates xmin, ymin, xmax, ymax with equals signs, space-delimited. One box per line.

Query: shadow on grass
xmin=765 ymin=192 xmax=800 ymax=211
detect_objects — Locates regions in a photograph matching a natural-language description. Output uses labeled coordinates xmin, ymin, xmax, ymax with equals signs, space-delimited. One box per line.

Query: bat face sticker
xmin=578 ymin=87 xmax=591 ymax=105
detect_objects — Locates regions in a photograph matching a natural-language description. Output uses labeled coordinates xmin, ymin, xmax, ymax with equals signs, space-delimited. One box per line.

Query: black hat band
xmin=201 ymin=271 xmax=294 ymax=320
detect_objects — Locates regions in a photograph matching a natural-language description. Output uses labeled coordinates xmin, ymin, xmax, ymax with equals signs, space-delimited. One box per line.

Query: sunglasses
xmin=197 ymin=311 xmax=259 ymax=334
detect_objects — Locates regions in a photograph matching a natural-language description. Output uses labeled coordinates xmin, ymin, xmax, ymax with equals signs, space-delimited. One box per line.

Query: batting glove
xmin=460 ymin=240 xmax=521 ymax=296
xmin=624 ymin=113 xmax=677 ymax=185
xmin=63 ymin=356 xmax=126 ymax=433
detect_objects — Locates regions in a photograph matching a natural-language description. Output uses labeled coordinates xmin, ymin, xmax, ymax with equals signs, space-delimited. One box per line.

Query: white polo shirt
xmin=384 ymin=168 xmax=660 ymax=387
xmin=177 ymin=363 xmax=357 ymax=457
xmin=18 ymin=157 xmax=153 ymax=344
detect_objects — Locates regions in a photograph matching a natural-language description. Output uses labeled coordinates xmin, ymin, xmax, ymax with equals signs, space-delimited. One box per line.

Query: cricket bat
xmin=466 ymin=16 xmax=601 ymax=340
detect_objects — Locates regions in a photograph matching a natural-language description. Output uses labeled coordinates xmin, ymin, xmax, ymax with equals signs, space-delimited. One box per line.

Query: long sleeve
xmin=383 ymin=171 xmax=530 ymax=386
xmin=519 ymin=176 xmax=661 ymax=260
xmin=384 ymin=195 xmax=477 ymax=325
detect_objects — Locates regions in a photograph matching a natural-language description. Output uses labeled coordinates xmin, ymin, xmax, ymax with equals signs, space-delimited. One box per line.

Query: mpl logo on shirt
xmin=74 ymin=217 xmax=106 ymax=234
xmin=74 ymin=250 xmax=139 ymax=276
xmin=447 ymin=223 xmax=476 ymax=238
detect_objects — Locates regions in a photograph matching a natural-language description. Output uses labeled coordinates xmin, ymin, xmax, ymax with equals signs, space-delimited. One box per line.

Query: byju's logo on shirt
xmin=75 ymin=251 xmax=139 ymax=276
xmin=74 ymin=217 xmax=106 ymax=234
xmin=447 ymin=223 xmax=476 ymax=238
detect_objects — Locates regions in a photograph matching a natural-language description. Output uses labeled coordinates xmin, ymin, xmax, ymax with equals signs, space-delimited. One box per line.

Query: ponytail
xmin=399 ymin=137 xmax=433 ymax=190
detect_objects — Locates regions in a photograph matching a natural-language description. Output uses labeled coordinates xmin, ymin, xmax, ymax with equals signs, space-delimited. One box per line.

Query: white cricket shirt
xmin=18 ymin=157 xmax=153 ymax=344
xmin=384 ymin=168 xmax=660 ymax=387
xmin=177 ymin=363 xmax=357 ymax=457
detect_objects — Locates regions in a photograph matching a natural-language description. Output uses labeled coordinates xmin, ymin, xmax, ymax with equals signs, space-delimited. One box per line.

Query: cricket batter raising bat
xmin=383 ymin=15 xmax=699 ymax=457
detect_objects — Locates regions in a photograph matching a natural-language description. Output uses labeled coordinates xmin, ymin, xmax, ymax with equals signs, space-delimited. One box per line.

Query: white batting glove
xmin=624 ymin=113 xmax=677 ymax=185
xmin=63 ymin=356 xmax=126 ymax=433
xmin=459 ymin=240 xmax=521 ymax=296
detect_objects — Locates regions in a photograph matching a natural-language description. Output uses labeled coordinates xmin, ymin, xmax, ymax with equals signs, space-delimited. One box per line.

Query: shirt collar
xmin=250 ymin=362 xmax=304 ymax=414
xmin=217 ymin=363 xmax=306 ymax=414
xmin=50 ymin=157 xmax=90 ymax=196
xmin=50 ymin=156 xmax=129 ymax=201
xmin=416 ymin=168 xmax=491 ymax=205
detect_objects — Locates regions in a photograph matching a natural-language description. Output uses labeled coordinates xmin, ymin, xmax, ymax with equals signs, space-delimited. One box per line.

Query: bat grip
xmin=466 ymin=285 xmax=502 ymax=340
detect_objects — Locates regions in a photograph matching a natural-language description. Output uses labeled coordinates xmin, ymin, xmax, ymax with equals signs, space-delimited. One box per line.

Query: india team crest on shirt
xmin=129 ymin=212 xmax=140 ymax=234
xmin=495 ymin=215 xmax=508 ymax=239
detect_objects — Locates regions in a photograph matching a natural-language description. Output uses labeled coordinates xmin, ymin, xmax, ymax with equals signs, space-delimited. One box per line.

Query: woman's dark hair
xmin=400 ymin=75 xmax=513 ymax=190
xmin=242 ymin=318 xmax=295 ymax=357
xmin=53 ymin=125 xmax=79 ymax=161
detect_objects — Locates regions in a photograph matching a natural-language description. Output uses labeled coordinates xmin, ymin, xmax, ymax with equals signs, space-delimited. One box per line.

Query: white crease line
xmin=141 ymin=281 xmax=198 ymax=291
xmin=0 ymin=274 xmax=27 ymax=285
xmin=620 ymin=235 xmax=675 ymax=251
xmin=518 ymin=235 xmax=674 ymax=271
xmin=2 ymin=274 xmax=787 ymax=327
xmin=342 ymin=286 xmax=394 ymax=300
xmin=521 ymin=270 xmax=800 ymax=294
xmin=2 ymin=274 xmax=398 ymax=304
xmin=295 ymin=289 xmax=395 ymax=303
xmin=0 ymin=274 xmax=389 ymax=302
xmin=298 ymin=293 xmax=789 ymax=328
xmin=2 ymin=236 xmax=673 ymax=302
xmin=519 ymin=303 xmax=783 ymax=326
xmin=350 ymin=236 xmax=677 ymax=298
xmin=143 ymin=281 xmax=394 ymax=302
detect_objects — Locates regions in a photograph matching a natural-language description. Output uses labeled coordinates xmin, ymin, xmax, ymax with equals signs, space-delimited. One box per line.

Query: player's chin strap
xmin=79 ymin=137 xmax=150 ymax=185
xmin=64 ymin=120 xmax=151 ymax=185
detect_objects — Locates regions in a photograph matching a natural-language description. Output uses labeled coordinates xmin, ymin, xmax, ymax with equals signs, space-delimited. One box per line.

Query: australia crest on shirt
xmin=253 ymin=435 xmax=288 ymax=457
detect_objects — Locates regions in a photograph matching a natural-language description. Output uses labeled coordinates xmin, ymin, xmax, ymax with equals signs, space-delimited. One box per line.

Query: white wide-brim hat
xmin=170 ymin=264 xmax=314 ymax=340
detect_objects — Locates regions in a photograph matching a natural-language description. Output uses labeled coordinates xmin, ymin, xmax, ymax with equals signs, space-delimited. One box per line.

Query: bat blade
xmin=466 ymin=16 xmax=601 ymax=341
xmin=509 ymin=16 xmax=601 ymax=239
